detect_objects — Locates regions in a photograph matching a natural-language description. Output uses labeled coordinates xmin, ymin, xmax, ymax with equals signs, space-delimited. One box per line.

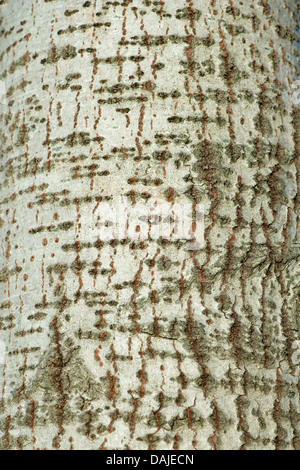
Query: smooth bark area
xmin=0 ymin=0 xmax=299 ymax=450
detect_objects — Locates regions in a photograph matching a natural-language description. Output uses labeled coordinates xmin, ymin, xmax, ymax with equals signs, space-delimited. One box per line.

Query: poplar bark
xmin=0 ymin=0 xmax=299 ymax=450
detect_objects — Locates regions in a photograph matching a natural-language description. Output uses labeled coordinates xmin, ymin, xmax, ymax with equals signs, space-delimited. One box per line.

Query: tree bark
xmin=0 ymin=0 xmax=299 ymax=450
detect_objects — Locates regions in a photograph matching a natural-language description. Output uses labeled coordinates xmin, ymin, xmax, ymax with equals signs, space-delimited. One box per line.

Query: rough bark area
xmin=0 ymin=0 xmax=299 ymax=450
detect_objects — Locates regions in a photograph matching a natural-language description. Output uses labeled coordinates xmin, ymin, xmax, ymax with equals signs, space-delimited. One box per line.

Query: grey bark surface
xmin=0 ymin=0 xmax=299 ymax=450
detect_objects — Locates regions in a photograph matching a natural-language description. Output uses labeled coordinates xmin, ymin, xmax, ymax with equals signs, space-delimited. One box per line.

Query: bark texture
xmin=0 ymin=0 xmax=299 ymax=450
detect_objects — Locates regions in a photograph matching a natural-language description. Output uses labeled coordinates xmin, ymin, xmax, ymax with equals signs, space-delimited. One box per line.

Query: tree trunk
xmin=0 ymin=0 xmax=299 ymax=450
